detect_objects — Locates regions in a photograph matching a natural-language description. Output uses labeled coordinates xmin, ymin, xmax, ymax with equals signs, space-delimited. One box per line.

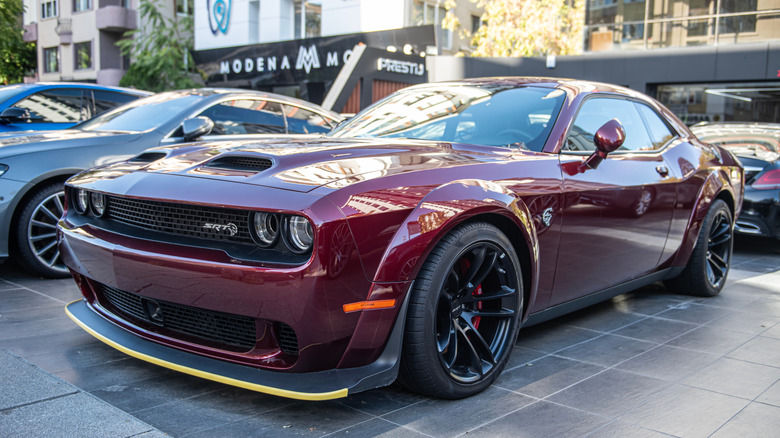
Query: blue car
xmin=0 ymin=83 xmax=150 ymax=133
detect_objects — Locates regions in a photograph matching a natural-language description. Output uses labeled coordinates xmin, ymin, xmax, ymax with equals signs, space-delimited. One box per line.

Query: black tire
xmin=398 ymin=222 xmax=523 ymax=399
xmin=13 ymin=183 xmax=70 ymax=278
xmin=665 ymin=199 xmax=733 ymax=297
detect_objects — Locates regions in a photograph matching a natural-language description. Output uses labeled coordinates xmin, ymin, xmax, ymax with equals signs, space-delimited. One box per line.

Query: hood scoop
xmin=129 ymin=152 xmax=168 ymax=163
xmin=203 ymin=156 xmax=274 ymax=173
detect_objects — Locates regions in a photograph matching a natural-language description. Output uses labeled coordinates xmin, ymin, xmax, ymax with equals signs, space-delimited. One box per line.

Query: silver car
xmin=0 ymin=88 xmax=342 ymax=277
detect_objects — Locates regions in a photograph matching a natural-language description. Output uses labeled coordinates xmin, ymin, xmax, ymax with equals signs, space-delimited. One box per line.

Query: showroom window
xmin=412 ymin=0 xmax=452 ymax=50
xmin=41 ymin=0 xmax=58 ymax=19
xmin=294 ymin=1 xmax=321 ymax=39
xmin=74 ymin=0 xmax=91 ymax=12
xmin=657 ymin=82 xmax=780 ymax=124
xmin=74 ymin=42 xmax=92 ymax=70
xmin=43 ymin=47 xmax=59 ymax=73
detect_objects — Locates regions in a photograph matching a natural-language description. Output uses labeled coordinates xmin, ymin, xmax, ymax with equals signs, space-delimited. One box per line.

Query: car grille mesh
xmin=99 ymin=283 xmax=258 ymax=352
xmin=106 ymin=196 xmax=254 ymax=244
xmin=277 ymin=323 xmax=299 ymax=356
xmin=205 ymin=156 xmax=273 ymax=172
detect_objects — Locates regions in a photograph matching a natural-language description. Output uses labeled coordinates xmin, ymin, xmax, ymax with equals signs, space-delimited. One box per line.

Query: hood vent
xmin=129 ymin=152 xmax=167 ymax=163
xmin=204 ymin=156 xmax=273 ymax=172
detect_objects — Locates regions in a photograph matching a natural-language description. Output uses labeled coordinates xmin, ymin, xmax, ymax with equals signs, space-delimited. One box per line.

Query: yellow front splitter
xmin=66 ymin=300 xmax=401 ymax=401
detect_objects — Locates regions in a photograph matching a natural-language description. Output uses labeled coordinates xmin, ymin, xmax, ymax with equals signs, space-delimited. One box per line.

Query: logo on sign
xmin=208 ymin=0 xmax=231 ymax=35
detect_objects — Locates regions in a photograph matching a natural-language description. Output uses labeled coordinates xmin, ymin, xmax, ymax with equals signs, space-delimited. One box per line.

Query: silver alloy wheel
xmin=27 ymin=190 xmax=68 ymax=275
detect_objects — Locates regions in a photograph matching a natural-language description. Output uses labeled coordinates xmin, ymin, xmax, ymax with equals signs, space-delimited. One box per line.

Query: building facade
xmin=21 ymin=0 xmax=190 ymax=85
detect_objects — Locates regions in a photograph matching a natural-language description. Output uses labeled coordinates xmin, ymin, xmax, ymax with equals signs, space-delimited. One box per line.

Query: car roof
xmin=0 ymin=82 xmax=151 ymax=96
xmin=165 ymin=88 xmax=342 ymax=118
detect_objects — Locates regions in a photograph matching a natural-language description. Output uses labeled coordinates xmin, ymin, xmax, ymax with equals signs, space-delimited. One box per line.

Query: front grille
xmin=277 ymin=323 xmax=299 ymax=356
xmin=205 ymin=156 xmax=273 ymax=172
xmin=106 ymin=196 xmax=253 ymax=244
xmin=99 ymin=283 xmax=258 ymax=351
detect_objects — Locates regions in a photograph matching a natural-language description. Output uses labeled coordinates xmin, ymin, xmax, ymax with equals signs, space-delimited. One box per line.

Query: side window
xmin=564 ymin=98 xmax=654 ymax=153
xmin=197 ymin=99 xmax=286 ymax=135
xmin=92 ymin=91 xmax=139 ymax=118
xmin=636 ymin=103 xmax=676 ymax=150
xmin=283 ymin=105 xmax=332 ymax=134
xmin=13 ymin=89 xmax=83 ymax=123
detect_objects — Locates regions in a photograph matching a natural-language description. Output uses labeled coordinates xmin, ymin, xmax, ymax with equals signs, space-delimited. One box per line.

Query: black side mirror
xmin=584 ymin=119 xmax=625 ymax=169
xmin=0 ymin=107 xmax=31 ymax=124
xmin=182 ymin=116 xmax=214 ymax=141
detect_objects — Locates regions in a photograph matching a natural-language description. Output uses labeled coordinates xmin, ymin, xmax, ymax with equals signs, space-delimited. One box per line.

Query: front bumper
xmin=736 ymin=187 xmax=780 ymax=239
xmin=66 ymin=298 xmax=406 ymax=400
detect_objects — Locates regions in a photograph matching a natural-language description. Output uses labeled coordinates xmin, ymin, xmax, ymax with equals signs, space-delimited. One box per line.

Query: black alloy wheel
xmin=399 ymin=222 xmax=523 ymax=399
xmin=665 ymin=199 xmax=733 ymax=297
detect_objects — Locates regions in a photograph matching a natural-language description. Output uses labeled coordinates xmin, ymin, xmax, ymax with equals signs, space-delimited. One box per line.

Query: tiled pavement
xmin=1 ymin=236 xmax=778 ymax=437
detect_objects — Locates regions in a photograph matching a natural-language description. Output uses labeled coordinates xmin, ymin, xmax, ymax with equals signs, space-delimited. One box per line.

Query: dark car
xmin=692 ymin=122 xmax=779 ymax=239
xmin=0 ymin=82 xmax=150 ymax=132
xmin=60 ymin=78 xmax=743 ymax=401
xmin=0 ymin=89 xmax=342 ymax=278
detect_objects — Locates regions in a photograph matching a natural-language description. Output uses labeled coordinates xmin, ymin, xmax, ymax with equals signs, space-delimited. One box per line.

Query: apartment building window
xmin=177 ymin=0 xmax=193 ymax=16
xmin=75 ymin=42 xmax=92 ymax=70
xmin=74 ymin=0 xmax=91 ymax=12
xmin=412 ymin=0 xmax=452 ymax=49
xmin=294 ymin=1 xmax=321 ymax=39
xmin=43 ymin=47 xmax=59 ymax=73
xmin=41 ymin=0 xmax=58 ymax=19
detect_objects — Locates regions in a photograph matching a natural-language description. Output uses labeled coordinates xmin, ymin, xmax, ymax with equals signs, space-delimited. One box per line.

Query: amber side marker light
xmin=343 ymin=299 xmax=396 ymax=313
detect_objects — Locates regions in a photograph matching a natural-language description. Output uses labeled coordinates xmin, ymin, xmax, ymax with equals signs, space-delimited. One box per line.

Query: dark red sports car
xmin=59 ymin=78 xmax=744 ymax=400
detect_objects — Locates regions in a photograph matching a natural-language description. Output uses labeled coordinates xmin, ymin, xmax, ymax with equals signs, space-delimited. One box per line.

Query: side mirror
xmin=0 ymin=107 xmax=31 ymax=124
xmin=584 ymin=119 xmax=625 ymax=169
xmin=182 ymin=116 xmax=214 ymax=141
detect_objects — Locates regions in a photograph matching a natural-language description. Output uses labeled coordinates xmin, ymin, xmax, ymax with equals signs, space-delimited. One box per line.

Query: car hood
xmin=101 ymin=137 xmax=526 ymax=193
xmin=0 ymin=129 xmax=143 ymax=159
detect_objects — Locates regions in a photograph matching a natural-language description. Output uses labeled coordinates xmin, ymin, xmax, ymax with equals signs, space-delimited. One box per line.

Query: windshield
xmin=328 ymin=85 xmax=566 ymax=151
xmin=77 ymin=92 xmax=204 ymax=132
xmin=0 ymin=85 xmax=25 ymax=105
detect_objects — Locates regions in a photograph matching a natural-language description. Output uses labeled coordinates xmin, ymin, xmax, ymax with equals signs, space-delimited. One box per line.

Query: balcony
xmin=97 ymin=5 xmax=137 ymax=32
xmin=56 ymin=18 xmax=72 ymax=44
xmin=23 ymin=23 xmax=37 ymax=43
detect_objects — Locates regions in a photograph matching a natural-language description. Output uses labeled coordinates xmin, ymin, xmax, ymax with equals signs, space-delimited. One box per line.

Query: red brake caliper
xmin=473 ymin=284 xmax=483 ymax=329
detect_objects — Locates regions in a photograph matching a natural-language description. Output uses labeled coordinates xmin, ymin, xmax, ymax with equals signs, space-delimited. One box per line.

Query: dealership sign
xmin=207 ymin=0 xmax=231 ymax=35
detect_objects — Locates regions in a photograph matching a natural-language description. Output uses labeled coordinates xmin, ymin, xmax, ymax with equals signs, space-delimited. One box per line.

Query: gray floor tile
xmin=757 ymin=379 xmax=780 ymax=407
xmin=655 ymin=302 xmax=728 ymax=324
xmin=381 ymin=386 xmax=533 ymax=437
xmin=0 ymin=315 xmax=76 ymax=342
xmin=495 ymin=355 xmax=605 ymax=399
xmin=546 ymin=369 xmax=669 ymax=417
xmin=0 ymin=349 xmax=77 ymax=410
xmin=504 ymin=346 xmax=548 ymax=370
xmin=326 ymin=418 xmax=429 ymax=437
xmin=763 ymin=323 xmax=780 ymax=339
xmin=336 ymin=384 xmax=427 ymax=416
xmin=683 ymin=357 xmax=780 ymax=400
xmin=466 ymin=400 xmax=610 ymax=437
xmin=710 ymin=402 xmax=780 ymax=438
xmin=586 ymin=421 xmax=673 ymax=437
xmin=516 ymin=322 xmax=600 ymax=353
xmin=666 ymin=325 xmax=756 ymax=355
xmin=726 ymin=335 xmax=780 ymax=367
xmin=56 ymin=356 xmax=176 ymax=392
xmin=92 ymin=372 xmax=227 ymax=413
xmin=704 ymin=311 xmax=778 ymax=335
xmin=556 ymin=301 xmax=647 ymax=333
xmin=615 ymin=345 xmax=718 ymax=382
xmin=1 ymin=392 xmax=156 ymax=438
xmin=23 ymin=339 xmax=129 ymax=374
xmin=620 ymin=385 xmax=749 ymax=438
xmin=613 ymin=316 xmax=698 ymax=344
xmin=555 ymin=334 xmax=657 ymax=367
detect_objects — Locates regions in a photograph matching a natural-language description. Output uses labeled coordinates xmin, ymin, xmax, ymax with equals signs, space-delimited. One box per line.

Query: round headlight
xmin=285 ymin=215 xmax=313 ymax=253
xmin=90 ymin=192 xmax=106 ymax=217
xmin=251 ymin=212 xmax=279 ymax=247
xmin=75 ymin=189 xmax=89 ymax=214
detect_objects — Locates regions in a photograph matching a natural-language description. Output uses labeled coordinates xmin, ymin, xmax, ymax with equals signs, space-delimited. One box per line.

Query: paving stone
xmin=0 ymin=349 xmax=76 ymax=411
xmin=683 ymin=357 xmax=780 ymax=400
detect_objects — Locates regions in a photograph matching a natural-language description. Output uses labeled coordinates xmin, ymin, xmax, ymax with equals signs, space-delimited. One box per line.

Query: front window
xmin=74 ymin=41 xmax=92 ymax=70
xmin=14 ymin=89 xmax=83 ymax=123
xmin=41 ymin=0 xmax=58 ymax=19
xmin=294 ymin=1 xmax=321 ymax=39
xmin=43 ymin=47 xmax=59 ymax=73
xmin=77 ymin=92 xmax=204 ymax=132
xmin=74 ymin=0 xmax=91 ymax=12
xmin=412 ymin=0 xmax=452 ymax=50
xmin=330 ymin=85 xmax=566 ymax=152
xmin=176 ymin=0 xmax=193 ymax=16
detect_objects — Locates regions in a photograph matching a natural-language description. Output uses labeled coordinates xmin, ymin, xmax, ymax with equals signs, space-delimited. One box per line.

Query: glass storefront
xmin=585 ymin=0 xmax=780 ymax=52
xmin=656 ymin=82 xmax=780 ymax=125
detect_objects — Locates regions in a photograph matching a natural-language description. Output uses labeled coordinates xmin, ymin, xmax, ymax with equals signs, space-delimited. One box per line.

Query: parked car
xmin=60 ymin=78 xmax=743 ymax=401
xmin=0 ymin=89 xmax=342 ymax=277
xmin=0 ymin=82 xmax=150 ymax=133
xmin=691 ymin=122 xmax=779 ymax=239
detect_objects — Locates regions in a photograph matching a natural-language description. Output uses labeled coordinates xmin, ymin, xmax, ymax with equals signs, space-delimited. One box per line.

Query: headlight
xmin=0 ymin=164 xmax=8 ymax=177
xmin=285 ymin=215 xmax=313 ymax=253
xmin=251 ymin=212 xmax=279 ymax=247
xmin=75 ymin=189 xmax=89 ymax=214
xmin=90 ymin=192 xmax=106 ymax=217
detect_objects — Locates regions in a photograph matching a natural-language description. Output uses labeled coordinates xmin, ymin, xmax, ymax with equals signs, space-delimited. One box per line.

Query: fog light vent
xmin=277 ymin=323 xmax=299 ymax=356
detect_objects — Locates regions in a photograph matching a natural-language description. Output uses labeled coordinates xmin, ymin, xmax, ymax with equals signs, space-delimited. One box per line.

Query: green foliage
xmin=445 ymin=0 xmax=584 ymax=57
xmin=118 ymin=0 xmax=202 ymax=92
xmin=0 ymin=0 xmax=36 ymax=85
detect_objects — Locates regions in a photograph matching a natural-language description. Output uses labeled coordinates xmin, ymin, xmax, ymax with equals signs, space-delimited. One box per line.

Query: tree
xmin=117 ymin=0 xmax=202 ymax=92
xmin=0 ymin=0 xmax=36 ymax=85
xmin=444 ymin=0 xmax=584 ymax=57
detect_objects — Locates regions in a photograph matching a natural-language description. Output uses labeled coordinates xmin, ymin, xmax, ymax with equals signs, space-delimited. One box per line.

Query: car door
xmin=549 ymin=96 xmax=678 ymax=306
xmin=9 ymin=88 xmax=85 ymax=130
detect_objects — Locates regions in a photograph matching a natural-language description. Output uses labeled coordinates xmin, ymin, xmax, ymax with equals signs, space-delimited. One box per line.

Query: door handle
xmin=656 ymin=165 xmax=669 ymax=177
